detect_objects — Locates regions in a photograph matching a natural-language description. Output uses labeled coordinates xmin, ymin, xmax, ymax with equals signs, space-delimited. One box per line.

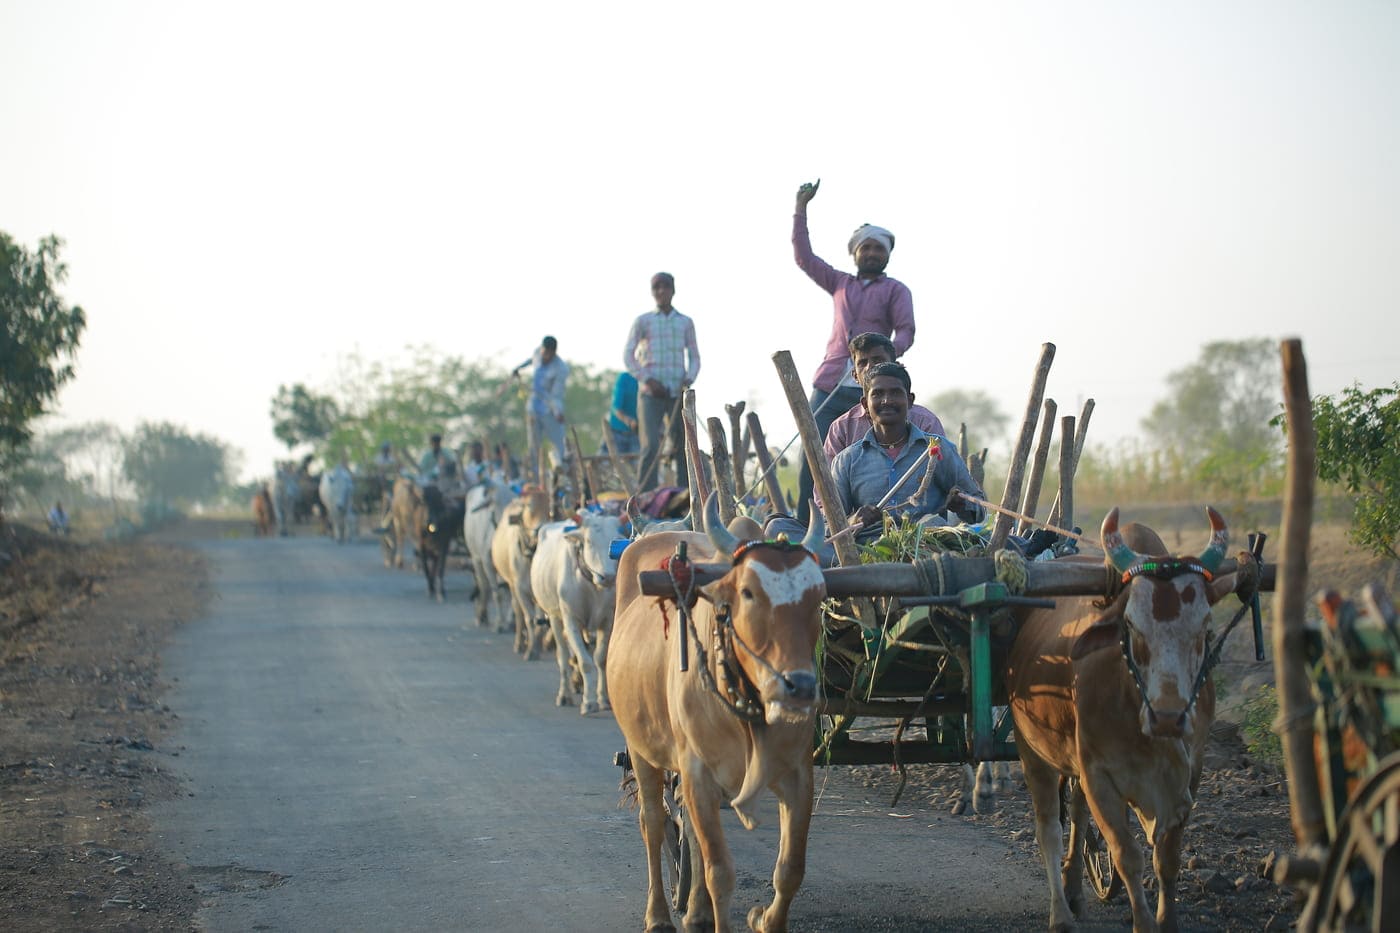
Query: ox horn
xmin=705 ymin=492 xmax=742 ymax=559
xmin=1100 ymin=507 xmax=1141 ymax=573
xmin=1198 ymin=506 xmax=1229 ymax=574
xmin=625 ymin=496 xmax=649 ymax=535
xmin=801 ymin=503 xmax=825 ymax=554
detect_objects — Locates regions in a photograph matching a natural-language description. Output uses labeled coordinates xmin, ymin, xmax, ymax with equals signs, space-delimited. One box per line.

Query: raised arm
xmin=792 ymin=180 xmax=842 ymax=294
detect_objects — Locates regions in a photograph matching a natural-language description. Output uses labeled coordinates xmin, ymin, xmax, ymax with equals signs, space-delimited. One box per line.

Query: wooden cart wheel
xmin=662 ymin=775 xmax=693 ymax=915
xmin=1081 ymin=808 xmax=1123 ymax=903
xmin=1309 ymin=753 xmax=1400 ymax=933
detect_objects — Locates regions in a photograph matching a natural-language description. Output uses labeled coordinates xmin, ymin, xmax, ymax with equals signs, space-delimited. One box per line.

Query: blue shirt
xmin=608 ymin=371 xmax=639 ymax=434
xmin=829 ymin=423 xmax=985 ymax=539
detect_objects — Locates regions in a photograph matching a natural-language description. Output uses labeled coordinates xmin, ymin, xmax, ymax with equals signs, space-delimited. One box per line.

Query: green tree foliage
xmin=1141 ymin=338 xmax=1283 ymax=508
xmin=1311 ymin=382 xmax=1400 ymax=561
xmin=924 ymin=389 xmax=1010 ymax=443
xmin=270 ymin=383 xmax=341 ymax=451
xmin=0 ymin=233 xmax=86 ymax=503
xmin=121 ymin=422 xmax=232 ymax=508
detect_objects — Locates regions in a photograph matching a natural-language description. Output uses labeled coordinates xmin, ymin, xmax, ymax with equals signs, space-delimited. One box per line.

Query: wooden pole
xmin=1017 ymin=399 xmax=1057 ymax=534
xmin=707 ymin=417 xmax=738 ymax=526
xmin=745 ymin=412 xmax=786 ymax=519
xmin=989 ymin=343 xmax=1056 ymax=552
xmin=1048 ymin=398 xmax=1095 ymax=528
xmin=771 ymin=350 xmax=860 ymax=567
xmin=1055 ymin=415 xmax=1075 ymax=535
xmin=725 ymin=402 xmax=747 ymax=496
xmin=600 ymin=416 xmax=638 ymax=497
xmin=682 ymin=390 xmax=710 ymax=533
xmin=958 ymin=423 xmax=969 ymax=460
xmin=1273 ymin=338 xmax=1326 ymax=854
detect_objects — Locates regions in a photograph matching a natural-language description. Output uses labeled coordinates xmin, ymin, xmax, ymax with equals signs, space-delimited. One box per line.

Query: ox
xmin=490 ymin=486 xmax=552 ymax=660
xmin=1007 ymin=507 xmax=1236 ymax=933
xmin=611 ymin=496 xmax=826 ymax=933
xmin=530 ymin=511 xmax=623 ymax=713
xmin=464 ymin=479 xmax=516 ymax=632
xmin=252 ymin=487 xmax=275 ymax=537
xmin=419 ymin=485 xmax=465 ymax=602
xmin=319 ymin=464 xmax=356 ymax=544
xmin=383 ymin=476 xmax=426 ymax=569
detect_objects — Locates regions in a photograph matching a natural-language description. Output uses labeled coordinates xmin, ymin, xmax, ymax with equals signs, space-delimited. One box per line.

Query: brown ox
xmin=489 ymin=486 xmax=552 ymax=660
xmin=611 ymin=496 xmax=825 ymax=933
xmin=383 ymin=477 xmax=426 ymax=569
xmin=252 ymin=487 xmax=275 ymax=537
xmin=1007 ymin=507 xmax=1237 ymax=933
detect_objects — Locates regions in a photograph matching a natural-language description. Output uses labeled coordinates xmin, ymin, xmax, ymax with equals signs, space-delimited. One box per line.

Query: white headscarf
xmin=848 ymin=224 xmax=894 ymax=255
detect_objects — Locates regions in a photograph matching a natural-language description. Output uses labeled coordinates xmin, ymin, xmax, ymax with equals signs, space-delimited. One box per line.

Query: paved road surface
xmin=151 ymin=533 xmax=1117 ymax=931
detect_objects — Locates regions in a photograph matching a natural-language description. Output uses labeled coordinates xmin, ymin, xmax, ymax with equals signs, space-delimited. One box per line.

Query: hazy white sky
xmin=5 ymin=1 xmax=1397 ymax=482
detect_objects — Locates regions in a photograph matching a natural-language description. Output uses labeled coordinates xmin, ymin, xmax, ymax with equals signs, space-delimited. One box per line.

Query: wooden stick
xmin=960 ymin=491 xmax=1090 ymax=546
xmin=707 ymin=416 xmax=738 ymax=527
xmin=772 ymin=350 xmax=860 ymax=567
xmin=1018 ymin=399 xmax=1057 ymax=534
xmin=1055 ymin=415 xmax=1075 ymax=534
xmin=1273 ymin=338 xmax=1326 ymax=852
xmin=958 ymin=423 xmax=969 ymax=460
xmin=682 ymin=390 xmax=710 ymax=533
xmin=725 ymin=402 xmax=747 ymax=495
xmin=600 ymin=416 xmax=638 ymax=497
xmin=746 ymin=412 xmax=786 ymax=519
xmin=990 ymin=343 xmax=1056 ymax=552
xmin=1048 ymin=398 xmax=1095 ymax=527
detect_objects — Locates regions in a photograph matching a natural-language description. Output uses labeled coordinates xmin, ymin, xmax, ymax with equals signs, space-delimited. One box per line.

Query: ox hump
xmin=744 ymin=558 xmax=824 ymax=608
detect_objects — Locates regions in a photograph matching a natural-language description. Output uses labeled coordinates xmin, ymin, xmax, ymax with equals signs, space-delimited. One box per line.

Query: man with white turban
xmin=791 ymin=179 xmax=916 ymax=523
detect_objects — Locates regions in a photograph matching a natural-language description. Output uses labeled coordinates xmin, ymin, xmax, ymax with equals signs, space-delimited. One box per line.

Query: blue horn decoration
xmin=1198 ymin=507 xmax=1229 ymax=574
xmin=1100 ymin=507 xmax=1141 ymax=573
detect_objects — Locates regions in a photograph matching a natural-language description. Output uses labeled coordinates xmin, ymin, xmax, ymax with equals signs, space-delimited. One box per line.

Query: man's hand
xmin=643 ymin=378 xmax=667 ymax=397
xmin=849 ymin=504 xmax=882 ymax=530
xmin=795 ymin=179 xmax=820 ymax=213
xmin=943 ymin=487 xmax=966 ymax=514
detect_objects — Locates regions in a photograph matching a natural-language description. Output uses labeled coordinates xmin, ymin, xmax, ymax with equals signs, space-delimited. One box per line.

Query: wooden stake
xmin=1018 ymin=399 xmax=1057 ymax=534
xmin=771 ymin=350 xmax=859 ymax=567
xmin=682 ymin=390 xmax=710 ymax=533
xmin=1048 ymin=398 xmax=1095 ymax=528
xmin=745 ymin=412 xmax=786 ymax=519
xmin=990 ymin=343 xmax=1056 ymax=552
xmin=1273 ymin=338 xmax=1326 ymax=852
xmin=725 ymin=402 xmax=747 ymax=495
xmin=1055 ymin=415 xmax=1075 ymax=534
xmin=707 ymin=417 xmax=738 ymax=526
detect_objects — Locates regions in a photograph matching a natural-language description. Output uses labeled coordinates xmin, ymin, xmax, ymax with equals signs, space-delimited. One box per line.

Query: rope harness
xmin=660 ymin=538 xmax=818 ymax=725
xmin=1116 ymin=554 xmax=1259 ymax=724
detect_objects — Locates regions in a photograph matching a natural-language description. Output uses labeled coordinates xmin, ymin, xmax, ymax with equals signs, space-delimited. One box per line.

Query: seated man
xmin=823 ymin=332 xmax=945 ymax=461
xmin=831 ymin=362 xmax=984 ymax=543
xmin=418 ymin=433 xmax=458 ymax=482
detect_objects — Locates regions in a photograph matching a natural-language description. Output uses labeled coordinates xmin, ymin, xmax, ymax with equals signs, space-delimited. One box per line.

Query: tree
xmin=1311 ymin=382 xmax=1400 ymax=562
xmin=0 ymin=233 xmax=86 ymax=510
xmin=270 ymin=383 xmax=341 ymax=451
xmin=121 ymin=422 xmax=232 ymax=509
xmin=924 ymin=389 xmax=1010 ymax=444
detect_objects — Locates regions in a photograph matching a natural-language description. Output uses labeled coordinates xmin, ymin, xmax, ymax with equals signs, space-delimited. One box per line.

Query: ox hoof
xmin=556 ymin=694 xmax=572 ymax=707
xmin=496 ymin=623 xmax=513 ymax=634
xmin=973 ymin=792 xmax=997 ymax=814
xmin=646 ymin=923 xmax=676 ymax=933
xmin=524 ymin=650 xmax=540 ymax=662
xmin=950 ymin=798 xmax=968 ymax=816
xmin=580 ymin=701 xmax=599 ymax=715
xmin=747 ymin=905 xmax=773 ymax=932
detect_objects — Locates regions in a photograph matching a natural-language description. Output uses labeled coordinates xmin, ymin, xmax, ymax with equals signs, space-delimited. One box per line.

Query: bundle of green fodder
xmin=856 ymin=515 xmax=989 ymax=564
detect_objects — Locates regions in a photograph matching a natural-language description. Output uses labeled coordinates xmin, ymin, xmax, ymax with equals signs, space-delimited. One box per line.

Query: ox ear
xmin=1206 ymin=571 xmax=1238 ymax=606
xmin=699 ymin=578 xmax=734 ymax=607
xmin=1070 ymin=617 xmax=1121 ymax=661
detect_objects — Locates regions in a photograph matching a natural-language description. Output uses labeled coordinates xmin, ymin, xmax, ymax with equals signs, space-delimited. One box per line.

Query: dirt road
xmin=147 ymin=532 xmax=1080 ymax=932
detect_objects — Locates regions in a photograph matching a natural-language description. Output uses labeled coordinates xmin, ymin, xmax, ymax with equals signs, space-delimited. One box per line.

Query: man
xmin=461 ymin=440 xmax=489 ymax=488
xmin=824 ymin=333 xmax=945 ymax=461
xmin=418 ymin=433 xmax=458 ymax=481
xmin=603 ymin=370 xmax=640 ymax=456
xmin=513 ymin=336 xmax=569 ymax=482
xmin=491 ymin=441 xmax=521 ymax=484
xmin=624 ymin=272 xmax=701 ymax=491
xmin=831 ymin=362 xmax=984 ymax=543
xmin=793 ymin=179 xmax=915 ymax=523
xmin=47 ymin=501 xmax=68 ymax=535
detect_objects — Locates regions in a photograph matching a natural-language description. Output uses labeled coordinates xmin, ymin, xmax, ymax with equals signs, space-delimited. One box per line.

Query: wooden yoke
xmin=771 ymin=350 xmax=860 ymax=568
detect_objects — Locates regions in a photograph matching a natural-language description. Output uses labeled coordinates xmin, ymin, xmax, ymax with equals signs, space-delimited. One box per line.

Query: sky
xmin=4 ymin=1 xmax=1398 ymax=483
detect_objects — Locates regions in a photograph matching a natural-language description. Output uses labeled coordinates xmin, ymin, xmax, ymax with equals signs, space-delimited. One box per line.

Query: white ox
xmin=611 ymin=496 xmax=826 ymax=932
xmin=530 ymin=511 xmax=623 ymax=714
xmin=318 ymin=465 xmax=356 ymax=544
xmin=489 ymin=486 xmax=552 ymax=660
xmin=1007 ymin=508 xmax=1236 ymax=933
xmin=464 ymin=479 xmax=516 ymax=632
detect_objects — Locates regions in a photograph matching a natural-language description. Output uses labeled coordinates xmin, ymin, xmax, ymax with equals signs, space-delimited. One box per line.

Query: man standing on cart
xmin=792 ymin=180 xmax=915 ymax=524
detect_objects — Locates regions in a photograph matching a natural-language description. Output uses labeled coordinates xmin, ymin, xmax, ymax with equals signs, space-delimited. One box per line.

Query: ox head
xmin=701 ymin=494 xmax=827 ymax=725
xmin=1087 ymin=506 xmax=1237 ymax=740
xmin=562 ymin=511 xmax=623 ymax=588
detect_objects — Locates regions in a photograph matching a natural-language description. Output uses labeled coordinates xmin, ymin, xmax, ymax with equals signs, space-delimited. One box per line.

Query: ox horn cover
xmin=1198 ymin=506 xmax=1228 ymax=574
xmin=1100 ymin=507 xmax=1142 ymax=573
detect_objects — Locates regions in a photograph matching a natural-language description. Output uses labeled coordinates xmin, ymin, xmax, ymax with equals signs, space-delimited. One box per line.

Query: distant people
xmin=603 ymin=370 xmax=640 ymax=456
xmin=462 ymin=440 xmax=489 ymax=488
xmin=624 ymin=272 xmax=701 ymax=491
xmin=491 ymin=442 xmax=522 ymax=484
xmin=373 ymin=441 xmax=398 ymax=476
xmin=47 ymin=501 xmax=69 ymax=535
xmin=418 ymin=433 xmax=458 ymax=481
xmin=793 ymin=180 xmax=915 ymax=523
xmin=513 ymin=335 xmax=569 ymax=482
xmin=823 ymin=333 xmax=944 ymax=461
